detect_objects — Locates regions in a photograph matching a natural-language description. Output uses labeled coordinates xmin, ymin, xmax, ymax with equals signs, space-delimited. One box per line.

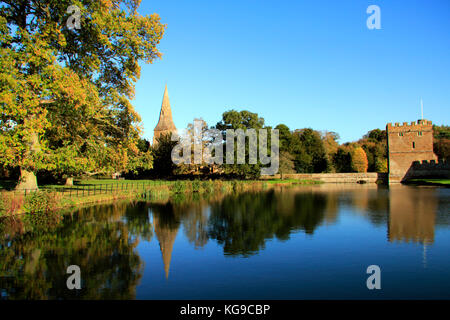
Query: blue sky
xmin=132 ymin=0 xmax=450 ymax=143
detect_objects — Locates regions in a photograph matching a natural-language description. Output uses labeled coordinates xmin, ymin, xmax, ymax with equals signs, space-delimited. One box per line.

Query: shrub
xmin=0 ymin=192 xmax=25 ymax=216
xmin=23 ymin=191 xmax=57 ymax=215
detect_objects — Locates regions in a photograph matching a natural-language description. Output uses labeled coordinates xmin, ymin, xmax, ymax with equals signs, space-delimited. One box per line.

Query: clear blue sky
xmin=132 ymin=0 xmax=450 ymax=143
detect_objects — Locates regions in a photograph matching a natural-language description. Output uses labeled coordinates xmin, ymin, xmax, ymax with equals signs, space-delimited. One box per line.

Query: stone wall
xmin=260 ymin=172 xmax=388 ymax=184
xmin=405 ymin=159 xmax=450 ymax=179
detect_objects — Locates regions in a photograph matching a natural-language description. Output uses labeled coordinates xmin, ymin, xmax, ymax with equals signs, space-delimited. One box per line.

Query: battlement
xmin=412 ymin=159 xmax=450 ymax=169
xmin=386 ymin=119 xmax=433 ymax=132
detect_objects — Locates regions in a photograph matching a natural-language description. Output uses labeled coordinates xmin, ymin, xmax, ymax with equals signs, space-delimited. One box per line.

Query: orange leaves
xmin=351 ymin=147 xmax=369 ymax=173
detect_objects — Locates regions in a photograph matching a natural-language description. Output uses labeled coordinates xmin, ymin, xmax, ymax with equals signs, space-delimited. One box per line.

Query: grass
xmin=406 ymin=178 xmax=450 ymax=186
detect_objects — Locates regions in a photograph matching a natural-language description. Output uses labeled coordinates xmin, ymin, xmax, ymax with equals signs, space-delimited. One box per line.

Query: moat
xmin=1 ymin=184 xmax=450 ymax=299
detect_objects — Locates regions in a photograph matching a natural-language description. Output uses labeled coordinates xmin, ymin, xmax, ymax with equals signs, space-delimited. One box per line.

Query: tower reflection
xmin=388 ymin=186 xmax=437 ymax=244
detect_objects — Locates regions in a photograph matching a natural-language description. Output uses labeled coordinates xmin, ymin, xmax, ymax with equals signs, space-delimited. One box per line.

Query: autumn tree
xmin=0 ymin=0 xmax=165 ymax=189
xmin=351 ymin=147 xmax=369 ymax=173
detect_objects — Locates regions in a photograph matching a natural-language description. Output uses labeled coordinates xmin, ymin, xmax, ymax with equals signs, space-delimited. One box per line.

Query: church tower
xmin=153 ymin=85 xmax=177 ymax=145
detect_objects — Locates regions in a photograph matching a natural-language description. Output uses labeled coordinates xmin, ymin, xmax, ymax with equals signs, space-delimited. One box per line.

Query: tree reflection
xmin=207 ymin=190 xmax=328 ymax=256
xmin=0 ymin=203 xmax=146 ymax=299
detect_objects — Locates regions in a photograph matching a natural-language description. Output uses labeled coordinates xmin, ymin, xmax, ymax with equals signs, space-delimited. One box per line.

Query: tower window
xmin=398 ymin=132 xmax=404 ymax=136
xmin=412 ymin=142 xmax=415 ymax=149
xmin=418 ymin=131 xmax=423 ymax=136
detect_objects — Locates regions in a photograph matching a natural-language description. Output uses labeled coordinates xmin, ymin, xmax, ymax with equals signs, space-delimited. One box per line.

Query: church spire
xmin=153 ymin=85 xmax=177 ymax=145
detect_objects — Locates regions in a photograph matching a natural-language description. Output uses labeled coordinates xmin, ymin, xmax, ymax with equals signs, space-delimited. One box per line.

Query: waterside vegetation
xmin=0 ymin=178 xmax=322 ymax=218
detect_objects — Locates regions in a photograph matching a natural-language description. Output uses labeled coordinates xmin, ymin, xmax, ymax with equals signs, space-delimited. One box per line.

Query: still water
xmin=1 ymin=184 xmax=450 ymax=299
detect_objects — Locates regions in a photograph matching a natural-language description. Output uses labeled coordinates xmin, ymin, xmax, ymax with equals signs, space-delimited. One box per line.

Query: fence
xmin=2 ymin=181 xmax=174 ymax=198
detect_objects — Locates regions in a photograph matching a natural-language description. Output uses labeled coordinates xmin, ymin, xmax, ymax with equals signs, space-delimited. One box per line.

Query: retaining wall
xmin=261 ymin=172 xmax=388 ymax=184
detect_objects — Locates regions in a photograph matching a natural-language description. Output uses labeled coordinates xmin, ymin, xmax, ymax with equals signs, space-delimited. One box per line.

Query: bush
xmin=0 ymin=192 xmax=25 ymax=216
xmin=23 ymin=191 xmax=56 ymax=215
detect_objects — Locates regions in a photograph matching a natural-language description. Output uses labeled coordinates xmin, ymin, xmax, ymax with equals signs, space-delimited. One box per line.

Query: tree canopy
xmin=0 ymin=0 xmax=164 ymax=188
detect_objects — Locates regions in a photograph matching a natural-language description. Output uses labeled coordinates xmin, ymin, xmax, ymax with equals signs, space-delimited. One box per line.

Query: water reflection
xmin=0 ymin=203 xmax=144 ymax=299
xmin=388 ymin=186 xmax=437 ymax=244
xmin=207 ymin=190 xmax=328 ymax=256
xmin=1 ymin=185 xmax=449 ymax=299
xmin=152 ymin=203 xmax=180 ymax=278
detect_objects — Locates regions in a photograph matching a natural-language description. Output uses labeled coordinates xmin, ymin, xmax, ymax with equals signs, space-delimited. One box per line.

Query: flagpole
xmin=420 ymin=98 xmax=423 ymax=120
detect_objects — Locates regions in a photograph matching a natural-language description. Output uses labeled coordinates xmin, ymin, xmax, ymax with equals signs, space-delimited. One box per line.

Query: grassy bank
xmin=0 ymin=178 xmax=319 ymax=217
xmin=405 ymin=178 xmax=450 ymax=187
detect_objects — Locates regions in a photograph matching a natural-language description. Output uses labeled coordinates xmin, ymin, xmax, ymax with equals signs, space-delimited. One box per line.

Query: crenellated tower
xmin=386 ymin=119 xmax=437 ymax=183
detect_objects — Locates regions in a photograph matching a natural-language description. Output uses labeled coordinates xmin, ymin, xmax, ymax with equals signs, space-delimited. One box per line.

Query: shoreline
xmin=0 ymin=179 xmax=323 ymax=218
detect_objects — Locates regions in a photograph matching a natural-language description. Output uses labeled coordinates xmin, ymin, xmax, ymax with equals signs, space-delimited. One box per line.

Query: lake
xmin=1 ymin=184 xmax=450 ymax=299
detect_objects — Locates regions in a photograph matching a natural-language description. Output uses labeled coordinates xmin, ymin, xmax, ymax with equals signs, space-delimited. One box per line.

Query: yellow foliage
xmin=351 ymin=147 xmax=368 ymax=173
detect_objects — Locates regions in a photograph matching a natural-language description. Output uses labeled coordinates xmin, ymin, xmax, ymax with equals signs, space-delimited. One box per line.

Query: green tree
xmin=291 ymin=128 xmax=328 ymax=173
xmin=332 ymin=146 xmax=352 ymax=173
xmin=151 ymin=133 xmax=178 ymax=178
xmin=275 ymin=124 xmax=292 ymax=152
xmin=214 ymin=110 xmax=266 ymax=179
xmin=279 ymin=151 xmax=296 ymax=177
xmin=0 ymin=0 xmax=165 ymax=189
xmin=365 ymin=128 xmax=387 ymax=142
xmin=433 ymin=125 xmax=450 ymax=161
xmin=321 ymin=131 xmax=340 ymax=172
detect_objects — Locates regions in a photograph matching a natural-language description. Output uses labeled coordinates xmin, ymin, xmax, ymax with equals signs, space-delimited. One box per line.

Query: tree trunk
xmin=16 ymin=116 xmax=41 ymax=191
xmin=15 ymin=168 xmax=38 ymax=191
xmin=65 ymin=177 xmax=74 ymax=186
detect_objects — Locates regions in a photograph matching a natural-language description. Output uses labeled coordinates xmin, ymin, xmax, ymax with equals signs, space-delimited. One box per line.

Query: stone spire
xmin=153 ymin=85 xmax=177 ymax=145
